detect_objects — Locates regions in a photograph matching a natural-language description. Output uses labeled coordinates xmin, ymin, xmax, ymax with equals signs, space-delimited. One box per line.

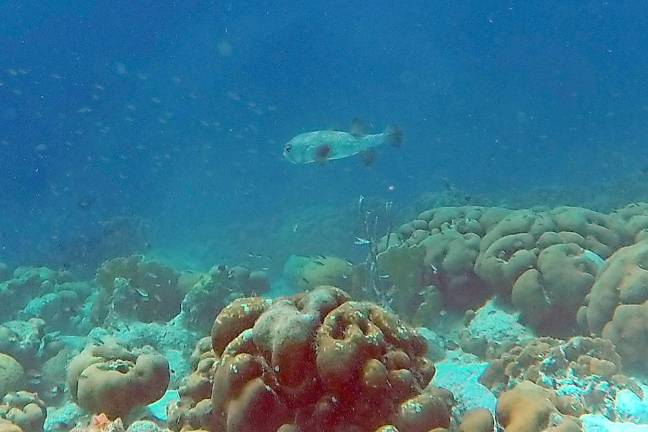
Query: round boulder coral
xmin=578 ymin=241 xmax=648 ymax=372
xmin=0 ymin=354 xmax=23 ymax=398
xmin=67 ymin=341 xmax=170 ymax=419
xmin=172 ymin=286 xmax=451 ymax=432
xmin=0 ymin=391 xmax=47 ymax=432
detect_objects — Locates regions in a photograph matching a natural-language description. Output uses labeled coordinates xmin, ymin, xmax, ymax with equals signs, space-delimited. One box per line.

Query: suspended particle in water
xmin=115 ymin=62 xmax=127 ymax=75
xmin=217 ymin=39 xmax=233 ymax=57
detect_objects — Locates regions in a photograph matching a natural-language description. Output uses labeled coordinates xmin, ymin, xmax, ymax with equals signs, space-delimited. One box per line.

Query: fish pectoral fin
xmin=351 ymin=118 xmax=366 ymax=137
xmin=315 ymin=144 xmax=332 ymax=163
xmin=360 ymin=149 xmax=377 ymax=166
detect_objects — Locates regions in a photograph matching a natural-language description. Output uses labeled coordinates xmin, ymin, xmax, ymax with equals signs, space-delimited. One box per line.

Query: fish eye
xmin=284 ymin=144 xmax=292 ymax=152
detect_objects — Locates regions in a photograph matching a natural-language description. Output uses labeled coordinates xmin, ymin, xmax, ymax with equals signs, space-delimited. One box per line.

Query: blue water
xmin=2 ymin=1 xmax=648 ymax=272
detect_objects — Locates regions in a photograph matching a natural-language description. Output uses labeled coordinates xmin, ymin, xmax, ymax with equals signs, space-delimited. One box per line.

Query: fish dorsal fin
xmin=351 ymin=118 xmax=366 ymax=137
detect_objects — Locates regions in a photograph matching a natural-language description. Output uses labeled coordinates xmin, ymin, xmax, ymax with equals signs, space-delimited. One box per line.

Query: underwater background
xmin=1 ymin=2 xmax=648 ymax=432
xmin=2 ymin=1 xmax=648 ymax=272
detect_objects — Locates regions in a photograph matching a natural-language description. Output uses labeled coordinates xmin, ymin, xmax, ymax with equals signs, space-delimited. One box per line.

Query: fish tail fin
xmin=384 ymin=125 xmax=403 ymax=147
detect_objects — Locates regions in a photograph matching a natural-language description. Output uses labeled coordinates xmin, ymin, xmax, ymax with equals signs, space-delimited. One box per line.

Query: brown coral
xmin=371 ymin=205 xmax=628 ymax=334
xmin=474 ymin=208 xmax=623 ymax=334
xmin=0 ymin=391 xmax=46 ymax=432
xmin=457 ymin=409 xmax=494 ymax=432
xmin=0 ymin=354 xmax=23 ymax=398
xmin=180 ymin=265 xmax=270 ymax=332
xmin=92 ymin=255 xmax=182 ymax=324
xmin=578 ymin=241 xmax=648 ymax=372
xmin=478 ymin=335 xmax=646 ymax=418
xmin=172 ymin=286 xmax=450 ymax=432
xmin=380 ymin=206 xmax=508 ymax=317
xmin=283 ymin=255 xmax=353 ymax=291
xmin=600 ymin=301 xmax=648 ymax=371
xmin=67 ymin=341 xmax=170 ymax=419
xmin=496 ymin=381 xmax=582 ymax=432
xmin=480 ymin=336 xmax=623 ymax=391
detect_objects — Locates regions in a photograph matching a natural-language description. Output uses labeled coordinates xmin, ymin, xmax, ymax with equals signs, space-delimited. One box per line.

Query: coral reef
xmin=67 ymin=341 xmax=170 ymax=419
xmin=170 ymin=286 xmax=451 ymax=432
xmin=373 ymin=243 xmax=441 ymax=326
xmin=0 ymin=354 xmax=24 ymax=398
xmin=282 ymin=254 xmax=352 ymax=291
xmin=179 ymin=264 xmax=270 ymax=332
xmin=475 ymin=207 xmax=623 ymax=334
xmin=380 ymin=206 xmax=509 ymax=316
xmin=0 ymin=267 xmax=74 ymax=321
xmin=495 ymin=381 xmax=582 ymax=431
xmin=3 ymin=202 xmax=648 ymax=432
xmin=480 ymin=336 xmax=643 ymax=420
xmin=92 ymin=256 xmax=183 ymax=324
xmin=0 ymin=318 xmax=46 ymax=368
xmin=612 ymin=202 xmax=648 ymax=243
xmin=372 ymin=205 xmax=639 ymax=337
xmin=0 ymin=391 xmax=47 ymax=432
xmin=70 ymin=415 xmax=173 ymax=432
xmin=577 ymin=241 xmax=648 ymax=372
xmin=19 ymin=281 xmax=92 ymax=334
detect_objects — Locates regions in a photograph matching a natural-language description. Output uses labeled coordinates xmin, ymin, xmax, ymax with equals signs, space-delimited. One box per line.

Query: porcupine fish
xmin=283 ymin=119 xmax=402 ymax=165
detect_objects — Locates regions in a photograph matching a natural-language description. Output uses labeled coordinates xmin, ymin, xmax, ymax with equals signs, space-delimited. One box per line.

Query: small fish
xmin=283 ymin=119 xmax=402 ymax=165
xmin=247 ymin=252 xmax=271 ymax=260
xmin=134 ymin=287 xmax=149 ymax=298
xmin=77 ymin=195 xmax=95 ymax=210
xmin=354 ymin=237 xmax=371 ymax=245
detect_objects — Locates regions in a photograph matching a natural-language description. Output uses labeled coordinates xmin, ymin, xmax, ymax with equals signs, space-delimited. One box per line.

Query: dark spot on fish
xmin=313 ymin=261 xmax=325 ymax=266
xmin=301 ymin=277 xmax=310 ymax=284
xmin=315 ymin=144 xmax=331 ymax=162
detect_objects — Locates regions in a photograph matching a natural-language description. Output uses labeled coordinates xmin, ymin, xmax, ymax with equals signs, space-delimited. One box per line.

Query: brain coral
xmin=382 ymin=206 xmax=509 ymax=314
xmin=0 ymin=354 xmax=23 ymax=399
xmin=0 ymin=391 xmax=47 ymax=432
xmin=600 ymin=301 xmax=648 ymax=372
xmin=67 ymin=341 xmax=170 ymax=419
xmin=496 ymin=381 xmax=582 ymax=432
xmin=474 ymin=207 xmax=626 ymax=334
xmin=372 ymin=205 xmax=627 ymax=334
xmin=171 ymin=286 xmax=451 ymax=432
xmin=611 ymin=202 xmax=648 ymax=242
xmin=578 ymin=241 xmax=648 ymax=372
